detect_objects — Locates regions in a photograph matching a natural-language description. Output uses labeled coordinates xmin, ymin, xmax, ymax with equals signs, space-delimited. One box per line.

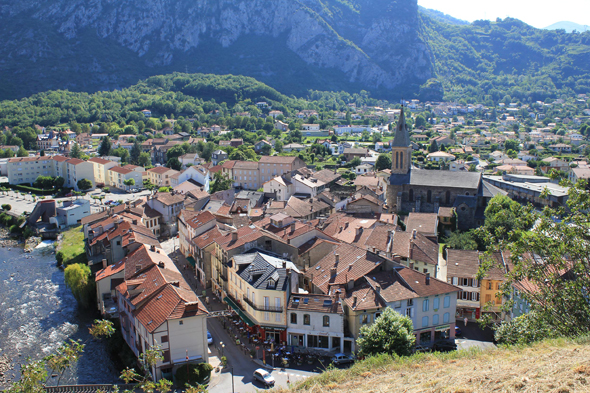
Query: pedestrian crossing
xmin=275 ymin=371 xmax=310 ymax=379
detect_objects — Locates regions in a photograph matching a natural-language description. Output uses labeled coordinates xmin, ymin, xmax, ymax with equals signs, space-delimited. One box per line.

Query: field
xmin=56 ymin=225 xmax=88 ymax=266
xmin=275 ymin=336 xmax=590 ymax=393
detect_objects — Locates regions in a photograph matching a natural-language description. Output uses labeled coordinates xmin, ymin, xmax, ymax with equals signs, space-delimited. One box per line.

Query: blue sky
xmin=417 ymin=0 xmax=590 ymax=29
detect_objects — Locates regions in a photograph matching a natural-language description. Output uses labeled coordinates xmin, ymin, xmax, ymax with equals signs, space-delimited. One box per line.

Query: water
xmin=0 ymin=243 xmax=119 ymax=388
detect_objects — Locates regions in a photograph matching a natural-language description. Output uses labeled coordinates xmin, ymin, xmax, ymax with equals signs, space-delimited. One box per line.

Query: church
xmin=386 ymin=108 xmax=504 ymax=229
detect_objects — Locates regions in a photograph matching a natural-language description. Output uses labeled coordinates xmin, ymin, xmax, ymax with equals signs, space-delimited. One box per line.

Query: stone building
xmin=386 ymin=108 xmax=499 ymax=229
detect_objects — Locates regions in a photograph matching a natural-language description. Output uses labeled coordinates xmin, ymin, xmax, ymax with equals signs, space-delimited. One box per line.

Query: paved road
xmin=207 ymin=316 xmax=317 ymax=393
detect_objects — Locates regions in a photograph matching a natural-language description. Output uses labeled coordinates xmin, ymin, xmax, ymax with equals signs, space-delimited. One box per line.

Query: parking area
xmin=455 ymin=320 xmax=497 ymax=351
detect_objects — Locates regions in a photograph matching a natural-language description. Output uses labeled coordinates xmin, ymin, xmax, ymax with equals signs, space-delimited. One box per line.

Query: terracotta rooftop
xmin=148 ymin=166 xmax=175 ymax=174
xmin=406 ymin=213 xmax=439 ymax=235
xmin=288 ymin=293 xmax=343 ymax=313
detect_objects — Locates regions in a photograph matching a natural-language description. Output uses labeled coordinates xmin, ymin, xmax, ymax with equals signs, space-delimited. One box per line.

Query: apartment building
xmin=88 ymin=157 xmax=118 ymax=187
xmin=107 ymin=166 xmax=143 ymax=191
xmin=147 ymin=166 xmax=179 ymax=187
xmin=7 ymin=155 xmax=95 ymax=191
xmin=226 ymin=251 xmax=299 ymax=344
xmin=96 ymin=245 xmax=209 ymax=381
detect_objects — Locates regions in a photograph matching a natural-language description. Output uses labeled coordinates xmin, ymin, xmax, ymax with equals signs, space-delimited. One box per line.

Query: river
xmin=0 ymin=241 xmax=119 ymax=388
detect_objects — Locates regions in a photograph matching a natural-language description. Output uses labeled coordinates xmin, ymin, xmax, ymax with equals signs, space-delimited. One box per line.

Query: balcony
xmin=243 ymin=295 xmax=283 ymax=313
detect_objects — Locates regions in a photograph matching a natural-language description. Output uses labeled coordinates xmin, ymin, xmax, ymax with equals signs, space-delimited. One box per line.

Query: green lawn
xmin=57 ymin=225 xmax=88 ymax=266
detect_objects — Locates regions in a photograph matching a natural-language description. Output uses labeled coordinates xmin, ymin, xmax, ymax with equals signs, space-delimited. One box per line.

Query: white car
xmin=253 ymin=368 xmax=275 ymax=387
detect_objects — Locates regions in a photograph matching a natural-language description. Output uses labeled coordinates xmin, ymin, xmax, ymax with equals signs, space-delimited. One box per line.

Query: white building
xmin=287 ymin=293 xmax=345 ymax=353
xmin=54 ymin=199 xmax=92 ymax=227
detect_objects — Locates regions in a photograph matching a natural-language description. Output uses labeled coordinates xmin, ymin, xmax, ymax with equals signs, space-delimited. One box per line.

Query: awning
xmin=223 ymin=297 xmax=255 ymax=327
xmin=186 ymin=256 xmax=196 ymax=267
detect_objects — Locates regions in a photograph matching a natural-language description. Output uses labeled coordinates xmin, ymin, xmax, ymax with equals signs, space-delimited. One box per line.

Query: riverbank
xmin=0 ymin=226 xmax=20 ymax=248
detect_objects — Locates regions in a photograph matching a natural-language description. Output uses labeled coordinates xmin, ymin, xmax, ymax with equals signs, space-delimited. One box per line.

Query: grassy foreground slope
xmin=277 ymin=337 xmax=590 ymax=393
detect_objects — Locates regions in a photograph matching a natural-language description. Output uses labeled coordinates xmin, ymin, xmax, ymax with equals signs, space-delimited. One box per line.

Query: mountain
xmin=544 ymin=21 xmax=589 ymax=33
xmin=0 ymin=0 xmax=433 ymax=100
xmin=418 ymin=6 xmax=469 ymax=26
xmin=0 ymin=1 xmax=590 ymax=103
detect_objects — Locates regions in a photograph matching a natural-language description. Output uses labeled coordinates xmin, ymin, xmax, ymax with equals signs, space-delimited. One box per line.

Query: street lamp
xmin=220 ymin=342 xmax=224 ymax=357
xmin=230 ymin=366 xmax=235 ymax=393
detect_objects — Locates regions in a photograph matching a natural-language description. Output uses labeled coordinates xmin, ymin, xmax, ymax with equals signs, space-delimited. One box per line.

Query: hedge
xmin=11 ymin=184 xmax=54 ymax=195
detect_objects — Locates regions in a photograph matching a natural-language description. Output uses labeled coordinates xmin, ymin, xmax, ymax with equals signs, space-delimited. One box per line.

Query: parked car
xmin=207 ymin=331 xmax=213 ymax=345
xmin=432 ymin=340 xmax=457 ymax=352
xmin=65 ymin=192 xmax=74 ymax=197
xmin=253 ymin=369 xmax=275 ymax=387
xmin=454 ymin=326 xmax=462 ymax=336
xmin=331 ymin=353 xmax=355 ymax=365
xmin=413 ymin=345 xmax=431 ymax=353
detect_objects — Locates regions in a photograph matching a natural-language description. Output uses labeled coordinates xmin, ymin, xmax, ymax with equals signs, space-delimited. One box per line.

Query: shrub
xmin=23 ymin=226 xmax=34 ymax=239
xmin=55 ymin=251 xmax=65 ymax=266
xmin=357 ymin=307 xmax=415 ymax=358
xmin=64 ymin=263 xmax=95 ymax=308
xmin=494 ymin=312 xmax=553 ymax=345
xmin=9 ymin=224 xmax=20 ymax=234
xmin=1 ymin=204 xmax=11 ymax=211
xmin=174 ymin=362 xmax=213 ymax=387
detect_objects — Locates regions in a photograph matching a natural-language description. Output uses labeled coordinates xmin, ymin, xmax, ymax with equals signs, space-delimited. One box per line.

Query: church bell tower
xmin=391 ymin=107 xmax=412 ymax=175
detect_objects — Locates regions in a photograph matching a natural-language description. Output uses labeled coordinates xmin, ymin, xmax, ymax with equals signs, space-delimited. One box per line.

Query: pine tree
xmin=98 ymin=136 xmax=111 ymax=157
xmin=130 ymin=140 xmax=141 ymax=164
xmin=70 ymin=143 xmax=82 ymax=159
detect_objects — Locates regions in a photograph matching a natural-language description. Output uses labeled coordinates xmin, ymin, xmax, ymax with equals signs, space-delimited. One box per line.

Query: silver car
xmin=253 ymin=368 xmax=275 ymax=387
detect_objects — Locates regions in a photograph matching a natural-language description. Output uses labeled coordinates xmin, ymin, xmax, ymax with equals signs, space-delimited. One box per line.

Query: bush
xmin=23 ymin=226 xmax=34 ymax=239
xmin=357 ymin=307 xmax=415 ymax=358
xmin=494 ymin=312 xmax=553 ymax=345
xmin=1 ymin=204 xmax=11 ymax=211
xmin=9 ymin=224 xmax=20 ymax=234
xmin=11 ymin=184 xmax=54 ymax=195
xmin=174 ymin=362 xmax=213 ymax=387
xmin=64 ymin=263 xmax=95 ymax=308
xmin=0 ymin=213 xmax=12 ymax=226
xmin=55 ymin=251 xmax=65 ymax=266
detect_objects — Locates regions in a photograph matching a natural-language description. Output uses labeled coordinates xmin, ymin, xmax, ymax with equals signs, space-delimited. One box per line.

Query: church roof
xmin=390 ymin=169 xmax=481 ymax=190
xmin=391 ymin=107 xmax=410 ymax=148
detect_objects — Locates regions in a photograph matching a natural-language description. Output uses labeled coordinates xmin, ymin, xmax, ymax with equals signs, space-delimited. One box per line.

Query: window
xmin=360 ymin=314 xmax=369 ymax=324
xmin=488 ymin=282 xmax=492 ymax=290
xmin=433 ymin=314 xmax=439 ymax=325
xmin=394 ymin=301 xmax=402 ymax=308
xmin=179 ymin=320 xmax=183 ymax=325
xmin=422 ymin=299 xmax=429 ymax=312
xmin=323 ymin=315 xmax=330 ymax=327
xmin=422 ymin=316 xmax=429 ymax=328
xmin=264 ymin=312 xmax=270 ymax=321
xmin=443 ymin=312 xmax=449 ymax=323
xmin=433 ymin=297 xmax=440 ymax=311
xmin=407 ymin=299 xmax=413 ymax=306
xmin=444 ymin=295 xmax=450 ymax=308
xmin=290 ymin=313 xmax=297 ymax=324
xmin=446 ymin=191 xmax=451 ymax=205
xmin=427 ymin=190 xmax=432 ymax=203
xmin=405 ymin=307 xmax=414 ymax=318
xmin=161 ymin=335 xmax=169 ymax=343
xmin=303 ymin=314 xmax=310 ymax=325
xmin=163 ymin=350 xmax=170 ymax=363
xmin=409 ymin=189 xmax=414 ymax=202
xmin=275 ymin=298 xmax=281 ymax=322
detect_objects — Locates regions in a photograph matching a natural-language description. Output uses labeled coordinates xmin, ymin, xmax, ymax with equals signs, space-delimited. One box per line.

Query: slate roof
xmin=390 ymin=169 xmax=481 ymax=189
xmin=233 ymin=252 xmax=299 ymax=291
xmin=391 ymin=107 xmax=410 ymax=148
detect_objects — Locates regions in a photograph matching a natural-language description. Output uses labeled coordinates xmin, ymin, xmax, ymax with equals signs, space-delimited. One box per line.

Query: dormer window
xmin=268 ymin=279 xmax=276 ymax=289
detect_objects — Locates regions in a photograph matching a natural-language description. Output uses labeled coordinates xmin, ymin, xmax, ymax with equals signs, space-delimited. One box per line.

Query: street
xmin=455 ymin=321 xmax=496 ymax=351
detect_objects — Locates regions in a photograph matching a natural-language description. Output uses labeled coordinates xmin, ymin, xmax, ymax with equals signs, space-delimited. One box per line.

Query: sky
xmin=417 ymin=0 xmax=590 ymax=29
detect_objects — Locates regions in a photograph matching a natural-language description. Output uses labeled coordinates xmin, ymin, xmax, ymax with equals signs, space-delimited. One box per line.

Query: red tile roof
xmin=66 ymin=158 xmax=85 ymax=165
xmin=88 ymin=157 xmax=113 ymax=165
xmin=148 ymin=166 xmax=175 ymax=174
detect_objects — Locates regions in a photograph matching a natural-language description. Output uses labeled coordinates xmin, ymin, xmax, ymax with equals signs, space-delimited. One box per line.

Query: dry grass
xmin=273 ymin=337 xmax=590 ymax=393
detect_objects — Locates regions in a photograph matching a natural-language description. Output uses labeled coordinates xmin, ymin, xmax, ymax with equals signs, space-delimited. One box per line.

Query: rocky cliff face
xmin=0 ymin=0 xmax=433 ymax=99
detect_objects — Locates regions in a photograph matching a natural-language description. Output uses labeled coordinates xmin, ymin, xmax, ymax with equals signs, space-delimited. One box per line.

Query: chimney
xmin=375 ymin=284 xmax=381 ymax=294
xmin=344 ymin=222 xmax=349 ymax=230
xmin=352 ymin=295 xmax=357 ymax=307
xmin=412 ymin=229 xmax=417 ymax=239
xmin=150 ymin=245 xmax=156 ymax=252
xmin=132 ymin=219 xmax=138 ymax=225
xmin=335 ymin=254 xmax=340 ymax=264
xmin=426 ymin=273 xmax=431 ymax=285
xmin=347 ymin=279 xmax=354 ymax=290
xmin=158 ymin=261 xmax=165 ymax=268
xmin=102 ymin=259 xmax=107 ymax=269
xmin=231 ymin=231 xmax=238 ymax=242
xmin=334 ymin=290 xmax=341 ymax=303
xmin=355 ymin=227 xmax=362 ymax=237
xmin=283 ymin=260 xmax=287 ymax=269
xmin=291 ymin=222 xmax=296 ymax=233
xmin=330 ymin=267 xmax=337 ymax=278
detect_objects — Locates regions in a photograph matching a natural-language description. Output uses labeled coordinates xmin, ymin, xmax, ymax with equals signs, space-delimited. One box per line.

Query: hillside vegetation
xmin=275 ymin=337 xmax=590 ymax=393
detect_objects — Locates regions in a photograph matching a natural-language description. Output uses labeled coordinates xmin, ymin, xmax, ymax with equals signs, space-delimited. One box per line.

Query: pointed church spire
xmin=391 ymin=105 xmax=410 ymax=147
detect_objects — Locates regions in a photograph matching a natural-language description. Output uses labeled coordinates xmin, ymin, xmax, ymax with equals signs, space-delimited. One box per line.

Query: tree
xmin=428 ymin=140 xmax=439 ymax=153
xmin=34 ymin=176 xmax=54 ymax=189
xmin=494 ymin=312 xmax=553 ymax=345
xmin=54 ymin=176 xmax=65 ymax=189
xmin=123 ymin=178 xmax=135 ymax=188
xmin=167 ymin=157 xmax=182 ymax=170
xmin=64 ymin=263 xmax=94 ymax=308
xmin=349 ymin=156 xmax=362 ymax=167
xmin=504 ymin=139 xmax=520 ymax=152
xmin=138 ymin=152 xmax=152 ymax=167
xmin=356 ymin=308 xmax=415 ymax=357
xmin=166 ymin=145 xmax=187 ymax=161
xmin=229 ymin=149 xmax=248 ymax=161
xmin=445 ymin=231 xmax=478 ymax=250
xmin=98 ymin=136 xmax=111 ymax=157
xmin=372 ymin=133 xmax=382 ymax=143
xmin=479 ymin=194 xmax=534 ymax=243
xmin=414 ymin=115 xmax=426 ymax=128
xmin=260 ymin=143 xmax=272 ymax=156
xmin=375 ymin=154 xmax=392 ymax=171
xmin=1 ymin=204 xmax=11 ymax=211
xmin=76 ymin=178 xmax=93 ymax=192
xmin=274 ymin=141 xmax=283 ymax=153
xmin=210 ymin=172 xmax=233 ymax=193
xmin=130 ymin=140 xmax=141 ymax=164
xmin=17 ymin=145 xmax=28 ymax=157
xmin=70 ymin=143 xmax=82 ymax=159
xmin=479 ymin=181 xmax=590 ymax=339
